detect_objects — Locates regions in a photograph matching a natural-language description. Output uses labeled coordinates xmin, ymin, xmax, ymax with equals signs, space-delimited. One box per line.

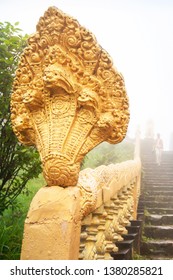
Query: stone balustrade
xmin=20 ymin=156 xmax=141 ymax=260
xmin=79 ymin=158 xmax=141 ymax=260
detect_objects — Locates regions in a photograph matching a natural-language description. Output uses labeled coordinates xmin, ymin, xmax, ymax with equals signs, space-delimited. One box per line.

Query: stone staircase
xmin=139 ymin=150 xmax=173 ymax=259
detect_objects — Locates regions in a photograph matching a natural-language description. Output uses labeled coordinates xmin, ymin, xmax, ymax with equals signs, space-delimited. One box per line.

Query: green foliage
xmin=81 ymin=140 xmax=134 ymax=169
xmin=0 ymin=175 xmax=45 ymax=259
xmin=0 ymin=21 xmax=27 ymax=99
xmin=0 ymin=206 xmax=25 ymax=260
xmin=133 ymin=252 xmax=148 ymax=260
xmin=0 ymin=21 xmax=41 ymax=214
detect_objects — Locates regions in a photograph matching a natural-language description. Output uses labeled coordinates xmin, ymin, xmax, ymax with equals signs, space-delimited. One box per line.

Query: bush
xmin=0 ymin=175 xmax=45 ymax=259
xmin=81 ymin=140 xmax=134 ymax=169
xmin=0 ymin=22 xmax=41 ymax=214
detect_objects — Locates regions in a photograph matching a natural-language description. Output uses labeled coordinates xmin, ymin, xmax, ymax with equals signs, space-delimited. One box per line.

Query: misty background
xmin=1 ymin=0 xmax=173 ymax=149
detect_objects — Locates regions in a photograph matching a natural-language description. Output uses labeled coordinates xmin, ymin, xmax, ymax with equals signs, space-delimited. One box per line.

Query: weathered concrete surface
xmin=21 ymin=186 xmax=81 ymax=260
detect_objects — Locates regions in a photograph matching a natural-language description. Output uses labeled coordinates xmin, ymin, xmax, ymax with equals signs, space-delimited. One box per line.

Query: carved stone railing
xmin=9 ymin=7 xmax=141 ymax=260
xmin=79 ymin=158 xmax=141 ymax=260
xmin=20 ymin=148 xmax=141 ymax=260
xmin=78 ymin=131 xmax=141 ymax=260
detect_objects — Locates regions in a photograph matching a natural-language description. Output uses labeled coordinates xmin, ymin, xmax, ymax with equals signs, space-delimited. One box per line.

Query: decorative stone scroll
xmin=11 ymin=6 xmax=129 ymax=187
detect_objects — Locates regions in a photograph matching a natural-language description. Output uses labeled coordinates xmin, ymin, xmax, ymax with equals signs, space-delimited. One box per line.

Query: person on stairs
xmin=154 ymin=133 xmax=163 ymax=166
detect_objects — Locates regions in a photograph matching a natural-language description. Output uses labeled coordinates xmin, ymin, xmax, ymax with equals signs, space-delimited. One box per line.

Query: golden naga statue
xmin=11 ymin=7 xmax=129 ymax=187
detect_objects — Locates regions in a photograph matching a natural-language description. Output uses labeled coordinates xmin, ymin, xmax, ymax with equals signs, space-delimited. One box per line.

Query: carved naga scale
xmin=11 ymin=6 xmax=130 ymax=187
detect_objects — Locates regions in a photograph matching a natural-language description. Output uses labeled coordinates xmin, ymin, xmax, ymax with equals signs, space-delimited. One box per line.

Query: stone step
xmin=144 ymin=180 xmax=173 ymax=183
xmin=144 ymin=182 xmax=173 ymax=186
xmin=144 ymin=179 xmax=173 ymax=182
xmin=141 ymin=239 xmax=173 ymax=257
xmin=143 ymin=182 xmax=173 ymax=185
xmin=143 ymin=162 xmax=173 ymax=166
xmin=144 ymin=178 xmax=173 ymax=182
xmin=144 ymin=174 xmax=173 ymax=177
xmin=143 ymin=186 xmax=173 ymax=193
xmin=143 ymin=186 xmax=173 ymax=191
xmin=140 ymin=196 xmax=173 ymax=202
xmin=111 ymin=248 xmax=132 ymax=260
xmin=143 ymin=174 xmax=173 ymax=178
xmin=143 ymin=157 xmax=173 ymax=160
xmin=143 ymin=168 xmax=173 ymax=171
xmin=143 ymin=255 xmax=173 ymax=260
xmin=144 ymin=171 xmax=173 ymax=173
xmin=116 ymin=240 xmax=134 ymax=254
xmin=143 ymin=161 xmax=173 ymax=165
xmin=126 ymin=225 xmax=140 ymax=235
xmin=141 ymin=191 xmax=173 ymax=196
xmin=137 ymin=212 xmax=145 ymax=221
xmin=146 ymin=208 xmax=173 ymax=214
xmin=144 ymin=194 xmax=173 ymax=199
xmin=143 ymin=169 xmax=173 ymax=172
xmin=144 ymin=225 xmax=173 ymax=239
xmin=144 ymin=176 xmax=173 ymax=178
xmin=143 ymin=166 xmax=173 ymax=170
xmin=143 ymin=175 xmax=173 ymax=179
xmin=139 ymin=201 xmax=173 ymax=208
xmin=122 ymin=233 xmax=140 ymax=254
xmin=143 ymin=160 xmax=173 ymax=162
xmin=140 ymin=152 xmax=173 ymax=260
xmin=143 ymin=171 xmax=173 ymax=174
xmin=144 ymin=184 xmax=173 ymax=188
xmin=145 ymin=214 xmax=173 ymax=225
xmin=142 ymin=155 xmax=173 ymax=159
xmin=143 ymin=171 xmax=173 ymax=175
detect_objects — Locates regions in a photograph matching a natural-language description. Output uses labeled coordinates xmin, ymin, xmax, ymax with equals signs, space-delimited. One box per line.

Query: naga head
xmin=43 ymin=64 xmax=78 ymax=94
xmin=11 ymin=7 xmax=129 ymax=187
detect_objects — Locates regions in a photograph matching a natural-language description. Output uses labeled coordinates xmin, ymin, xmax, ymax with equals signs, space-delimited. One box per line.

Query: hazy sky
xmin=1 ymin=0 xmax=173 ymax=148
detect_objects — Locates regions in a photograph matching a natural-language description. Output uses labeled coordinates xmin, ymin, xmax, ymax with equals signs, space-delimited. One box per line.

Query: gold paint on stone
xmin=11 ymin=6 xmax=129 ymax=187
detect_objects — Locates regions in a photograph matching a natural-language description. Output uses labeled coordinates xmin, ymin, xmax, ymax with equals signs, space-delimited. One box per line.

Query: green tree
xmin=0 ymin=22 xmax=41 ymax=214
xmin=81 ymin=140 xmax=134 ymax=170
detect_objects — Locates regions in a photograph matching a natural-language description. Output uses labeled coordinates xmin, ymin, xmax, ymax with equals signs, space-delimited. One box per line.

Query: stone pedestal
xmin=21 ymin=186 xmax=81 ymax=260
